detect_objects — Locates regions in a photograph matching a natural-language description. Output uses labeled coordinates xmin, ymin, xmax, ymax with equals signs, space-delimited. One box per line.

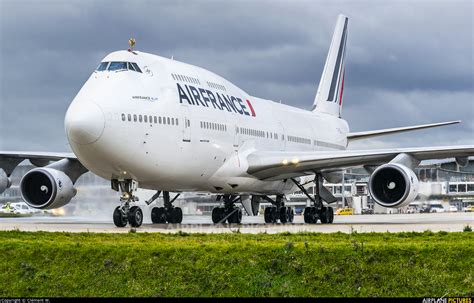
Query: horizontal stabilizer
xmin=347 ymin=121 xmax=461 ymax=142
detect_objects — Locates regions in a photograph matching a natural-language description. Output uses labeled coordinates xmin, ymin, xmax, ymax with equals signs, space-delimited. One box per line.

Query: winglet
xmin=347 ymin=120 xmax=461 ymax=142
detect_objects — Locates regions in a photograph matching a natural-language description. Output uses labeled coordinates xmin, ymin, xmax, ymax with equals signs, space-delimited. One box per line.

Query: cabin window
xmin=121 ymin=113 xmax=126 ymax=121
xmin=159 ymin=117 xmax=162 ymax=124
xmin=167 ymin=117 xmax=170 ymax=125
xmin=128 ymin=114 xmax=132 ymax=121
xmin=139 ymin=115 xmax=143 ymax=122
xmin=144 ymin=115 xmax=148 ymax=123
xmin=154 ymin=116 xmax=157 ymax=124
xmin=133 ymin=114 xmax=137 ymax=122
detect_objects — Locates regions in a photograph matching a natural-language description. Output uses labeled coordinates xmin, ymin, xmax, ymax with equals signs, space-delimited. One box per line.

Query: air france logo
xmin=177 ymin=83 xmax=256 ymax=117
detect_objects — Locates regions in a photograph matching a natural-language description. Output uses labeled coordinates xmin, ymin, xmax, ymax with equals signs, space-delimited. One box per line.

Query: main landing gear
xmin=112 ymin=179 xmax=143 ymax=228
xmin=262 ymin=195 xmax=294 ymax=224
xmin=291 ymin=174 xmax=334 ymax=224
xmin=150 ymin=191 xmax=183 ymax=224
xmin=211 ymin=195 xmax=243 ymax=224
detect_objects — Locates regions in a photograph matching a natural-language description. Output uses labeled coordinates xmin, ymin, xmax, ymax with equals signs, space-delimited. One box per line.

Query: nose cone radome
xmin=65 ymin=101 xmax=105 ymax=145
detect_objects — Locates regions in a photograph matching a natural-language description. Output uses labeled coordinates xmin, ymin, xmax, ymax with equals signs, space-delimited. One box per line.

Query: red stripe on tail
xmin=246 ymin=99 xmax=256 ymax=117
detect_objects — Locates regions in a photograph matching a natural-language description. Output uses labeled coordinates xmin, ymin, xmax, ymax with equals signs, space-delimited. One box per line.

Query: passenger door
xmin=182 ymin=105 xmax=191 ymax=142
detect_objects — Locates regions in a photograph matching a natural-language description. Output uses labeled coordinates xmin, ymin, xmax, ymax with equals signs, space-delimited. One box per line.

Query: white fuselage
xmin=65 ymin=50 xmax=349 ymax=195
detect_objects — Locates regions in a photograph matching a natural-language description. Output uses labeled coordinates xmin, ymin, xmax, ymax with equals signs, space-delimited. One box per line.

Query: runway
xmin=0 ymin=212 xmax=472 ymax=233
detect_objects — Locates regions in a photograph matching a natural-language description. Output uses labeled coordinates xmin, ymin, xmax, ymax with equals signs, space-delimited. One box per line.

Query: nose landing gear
xmin=112 ymin=179 xmax=143 ymax=228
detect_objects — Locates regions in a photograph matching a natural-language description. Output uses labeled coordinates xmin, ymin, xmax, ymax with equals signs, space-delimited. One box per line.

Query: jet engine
xmin=368 ymin=163 xmax=419 ymax=208
xmin=0 ymin=175 xmax=12 ymax=194
xmin=20 ymin=168 xmax=77 ymax=209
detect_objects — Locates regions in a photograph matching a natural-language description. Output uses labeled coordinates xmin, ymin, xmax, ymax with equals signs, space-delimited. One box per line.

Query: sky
xmin=0 ymin=0 xmax=472 ymax=152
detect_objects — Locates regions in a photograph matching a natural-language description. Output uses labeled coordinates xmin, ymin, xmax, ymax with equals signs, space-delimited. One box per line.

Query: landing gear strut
xmin=262 ymin=195 xmax=294 ymax=224
xmin=291 ymin=174 xmax=334 ymax=224
xmin=151 ymin=191 xmax=183 ymax=224
xmin=112 ymin=179 xmax=143 ymax=228
xmin=211 ymin=195 xmax=243 ymax=224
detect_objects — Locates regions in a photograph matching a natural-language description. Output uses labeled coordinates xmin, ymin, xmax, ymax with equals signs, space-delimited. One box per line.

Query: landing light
xmin=282 ymin=159 xmax=289 ymax=165
xmin=291 ymin=158 xmax=300 ymax=165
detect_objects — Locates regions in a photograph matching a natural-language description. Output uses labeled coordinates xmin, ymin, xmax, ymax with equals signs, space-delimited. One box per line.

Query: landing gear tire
xmin=327 ymin=207 xmax=334 ymax=223
xmin=320 ymin=206 xmax=329 ymax=224
xmin=169 ymin=207 xmax=183 ymax=224
xmin=320 ymin=207 xmax=334 ymax=224
xmin=264 ymin=207 xmax=278 ymax=224
xmin=280 ymin=206 xmax=289 ymax=223
xmin=113 ymin=206 xmax=128 ymax=227
xmin=128 ymin=206 xmax=143 ymax=227
xmin=228 ymin=208 xmax=242 ymax=224
xmin=304 ymin=207 xmax=318 ymax=224
xmin=151 ymin=207 xmax=166 ymax=224
xmin=287 ymin=207 xmax=294 ymax=223
xmin=212 ymin=207 xmax=225 ymax=223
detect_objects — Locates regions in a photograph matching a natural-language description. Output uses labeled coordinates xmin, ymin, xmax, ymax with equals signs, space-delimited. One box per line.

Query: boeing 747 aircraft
xmin=1 ymin=15 xmax=472 ymax=227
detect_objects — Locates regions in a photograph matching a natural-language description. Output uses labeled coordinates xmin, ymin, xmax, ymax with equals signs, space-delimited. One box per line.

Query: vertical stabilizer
xmin=312 ymin=14 xmax=348 ymax=117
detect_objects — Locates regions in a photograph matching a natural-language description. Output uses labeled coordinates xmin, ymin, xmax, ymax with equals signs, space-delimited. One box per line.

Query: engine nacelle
xmin=0 ymin=175 xmax=12 ymax=194
xmin=369 ymin=163 xmax=419 ymax=208
xmin=20 ymin=168 xmax=77 ymax=209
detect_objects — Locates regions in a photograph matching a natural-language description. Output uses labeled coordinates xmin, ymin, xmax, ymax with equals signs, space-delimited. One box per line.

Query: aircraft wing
xmin=0 ymin=151 xmax=79 ymax=175
xmin=347 ymin=120 xmax=460 ymax=142
xmin=246 ymin=145 xmax=474 ymax=180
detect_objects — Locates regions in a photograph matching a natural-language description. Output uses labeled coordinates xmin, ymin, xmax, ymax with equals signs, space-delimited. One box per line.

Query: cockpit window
xmin=127 ymin=62 xmax=136 ymax=71
xmin=108 ymin=62 xmax=127 ymax=71
xmin=96 ymin=62 xmax=109 ymax=71
xmin=131 ymin=62 xmax=142 ymax=73
xmin=95 ymin=61 xmax=143 ymax=73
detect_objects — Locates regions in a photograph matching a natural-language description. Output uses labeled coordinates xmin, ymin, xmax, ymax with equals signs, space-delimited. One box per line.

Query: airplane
xmin=0 ymin=14 xmax=472 ymax=227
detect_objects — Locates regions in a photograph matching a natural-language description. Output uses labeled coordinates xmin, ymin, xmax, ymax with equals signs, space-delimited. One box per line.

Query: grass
xmin=0 ymin=230 xmax=472 ymax=297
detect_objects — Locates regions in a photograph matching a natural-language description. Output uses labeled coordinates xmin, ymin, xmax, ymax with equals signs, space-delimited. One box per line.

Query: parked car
xmin=463 ymin=205 xmax=474 ymax=212
xmin=335 ymin=207 xmax=354 ymax=215
xmin=407 ymin=206 xmax=418 ymax=214
xmin=0 ymin=202 xmax=37 ymax=217
xmin=429 ymin=205 xmax=446 ymax=213
xmin=448 ymin=205 xmax=458 ymax=212
xmin=361 ymin=208 xmax=374 ymax=215
xmin=419 ymin=206 xmax=431 ymax=213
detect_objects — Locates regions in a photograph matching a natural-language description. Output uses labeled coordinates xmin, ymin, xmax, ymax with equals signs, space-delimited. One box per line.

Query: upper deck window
xmin=95 ymin=61 xmax=143 ymax=73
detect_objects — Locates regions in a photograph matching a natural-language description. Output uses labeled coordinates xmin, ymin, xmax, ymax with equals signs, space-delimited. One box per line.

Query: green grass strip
xmin=0 ymin=230 xmax=472 ymax=297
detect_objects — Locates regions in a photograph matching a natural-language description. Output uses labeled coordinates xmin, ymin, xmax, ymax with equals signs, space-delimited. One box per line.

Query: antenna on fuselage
xmin=128 ymin=38 xmax=136 ymax=52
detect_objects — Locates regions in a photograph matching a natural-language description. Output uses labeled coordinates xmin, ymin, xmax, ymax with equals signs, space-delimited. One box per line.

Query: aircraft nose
xmin=65 ymin=101 xmax=105 ymax=145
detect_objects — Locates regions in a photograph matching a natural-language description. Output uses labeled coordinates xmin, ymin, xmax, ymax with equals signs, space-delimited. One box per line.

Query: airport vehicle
xmin=429 ymin=205 xmax=446 ymax=213
xmin=0 ymin=15 xmax=473 ymax=227
xmin=406 ymin=206 xmax=417 ymax=214
xmin=463 ymin=205 xmax=474 ymax=212
xmin=335 ymin=208 xmax=353 ymax=215
xmin=361 ymin=208 xmax=374 ymax=215
xmin=0 ymin=202 xmax=36 ymax=217
xmin=448 ymin=205 xmax=458 ymax=212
